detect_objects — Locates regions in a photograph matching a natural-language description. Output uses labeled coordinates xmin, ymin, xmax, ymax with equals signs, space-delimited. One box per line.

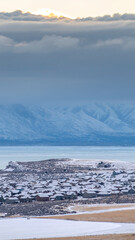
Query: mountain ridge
xmin=0 ymin=103 xmax=135 ymax=146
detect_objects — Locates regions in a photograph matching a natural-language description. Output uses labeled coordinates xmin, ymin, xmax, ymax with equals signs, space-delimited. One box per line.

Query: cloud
xmin=15 ymin=35 xmax=79 ymax=53
xmin=0 ymin=10 xmax=72 ymax=22
xmin=0 ymin=35 xmax=79 ymax=53
xmin=0 ymin=13 xmax=135 ymax=104
xmin=0 ymin=35 xmax=15 ymax=52
xmin=2 ymin=11 xmax=135 ymax=22
xmin=79 ymin=13 xmax=135 ymax=22
xmin=90 ymin=37 xmax=135 ymax=51
xmin=1 ymin=30 xmax=135 ymax=54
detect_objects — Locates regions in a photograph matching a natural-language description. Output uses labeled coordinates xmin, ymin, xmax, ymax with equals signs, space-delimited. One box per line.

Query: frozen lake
xmin=0 ymin=146 xmax=135 ymax=169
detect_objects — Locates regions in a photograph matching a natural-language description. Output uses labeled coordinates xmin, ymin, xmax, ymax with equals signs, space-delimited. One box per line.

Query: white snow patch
xmin=0 ymin=218 xmax=135 ymax=239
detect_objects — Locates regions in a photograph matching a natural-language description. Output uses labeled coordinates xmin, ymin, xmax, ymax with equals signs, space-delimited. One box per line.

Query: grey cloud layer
xmin=0 ymin=15 xmax=135 ymax=104
xmin=1 ymin=20 xmax=135 ymax=52
xmin=0 ymin=35 xmax=79 ymax=53
xmin=2 ymin=10 xmax=135 ymax=22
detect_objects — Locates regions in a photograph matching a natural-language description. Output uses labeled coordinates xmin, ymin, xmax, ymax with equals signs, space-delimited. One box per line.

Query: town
xmin=0 ymin=158 xmax=135 ymax=216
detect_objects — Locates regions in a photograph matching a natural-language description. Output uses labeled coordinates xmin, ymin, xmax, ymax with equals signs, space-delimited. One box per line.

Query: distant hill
xmin=0 ymin=103 xmax=135 ymax=146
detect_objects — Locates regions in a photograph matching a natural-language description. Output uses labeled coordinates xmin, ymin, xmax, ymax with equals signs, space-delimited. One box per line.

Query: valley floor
xmin=1 ymin=158 xmax=135 ymax=239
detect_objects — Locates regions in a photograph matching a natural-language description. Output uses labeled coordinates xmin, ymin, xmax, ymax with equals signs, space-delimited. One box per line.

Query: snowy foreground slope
xmin=0 ymin=103 xmax=135 ymax=145
xmin=0 ymin=218 xmax=135 ymax=239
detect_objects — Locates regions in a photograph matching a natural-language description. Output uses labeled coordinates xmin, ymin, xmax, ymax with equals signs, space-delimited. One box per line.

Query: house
xmin=11 ymin=190 xmax=20 ymax=196
xmin=6 ymin=197 xmax=20 ymax=204
xmin=97 ymin=190 xmax=111 ymax=197
xmin=82 ymin=191 xmax=97 ymax=198
xmin=128 ymin=189 xmax=135 ymax=194
xmin=19 ymin=195 xmax=32 ymax=203
xmin=65 ymin=192 xmax=77 ymax=200
xmin=0 ymin=195 xmax=4 ymax=203
xmin=36 ymin=193 xmax=50 ymax=201
xmin=51 ymin=193 xmax=65 ymax=201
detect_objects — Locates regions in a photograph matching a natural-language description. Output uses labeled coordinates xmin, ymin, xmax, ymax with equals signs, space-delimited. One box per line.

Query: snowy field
xmin=68 ymin=158 xmax=135 ymax=170
xmin=1 ymin=218 xmax=135 ymax=240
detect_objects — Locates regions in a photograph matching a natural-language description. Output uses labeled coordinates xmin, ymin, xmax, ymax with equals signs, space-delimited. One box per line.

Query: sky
xmin=0 ymin=2 xmax=135 ymax=105
xmin=1 ymin=0 xmax=135 ymax=18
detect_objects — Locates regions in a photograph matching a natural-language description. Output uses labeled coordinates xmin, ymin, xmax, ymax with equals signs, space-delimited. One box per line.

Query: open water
xmin=0 ymin=146 xmax=135 ymax=169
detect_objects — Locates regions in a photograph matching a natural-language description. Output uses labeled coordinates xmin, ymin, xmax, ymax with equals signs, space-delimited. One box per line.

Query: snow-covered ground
xmin=0 ymin=218 xmax=135 ymax=240
xmin=68 ymin=158 xmax=135 ymax=170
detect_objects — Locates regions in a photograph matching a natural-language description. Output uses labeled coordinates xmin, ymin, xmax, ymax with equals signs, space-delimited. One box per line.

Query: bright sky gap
xmin=1 ymin=0 xmax=135 ymax=18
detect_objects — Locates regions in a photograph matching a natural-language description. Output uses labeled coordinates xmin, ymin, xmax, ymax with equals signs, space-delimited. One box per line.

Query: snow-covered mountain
xmin=0 ymin=103 xmax=135 ymax=145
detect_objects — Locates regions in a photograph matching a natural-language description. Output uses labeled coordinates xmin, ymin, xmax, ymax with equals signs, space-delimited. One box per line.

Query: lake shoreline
xmin=0 ymin=146 xmax=135 ymax=169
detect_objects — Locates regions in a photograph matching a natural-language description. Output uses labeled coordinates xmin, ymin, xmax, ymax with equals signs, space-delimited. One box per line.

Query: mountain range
xmin=0 ymin=103 xmax=135 ymax=146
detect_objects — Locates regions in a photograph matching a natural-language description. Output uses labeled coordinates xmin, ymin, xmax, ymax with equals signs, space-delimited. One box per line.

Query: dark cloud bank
xmin=0 ymin=10 xmax=135 ymax=104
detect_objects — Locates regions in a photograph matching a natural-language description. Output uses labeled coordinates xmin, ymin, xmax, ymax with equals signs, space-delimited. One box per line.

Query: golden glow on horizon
xmin=29 ymin=8 xmax=76 ymax=19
